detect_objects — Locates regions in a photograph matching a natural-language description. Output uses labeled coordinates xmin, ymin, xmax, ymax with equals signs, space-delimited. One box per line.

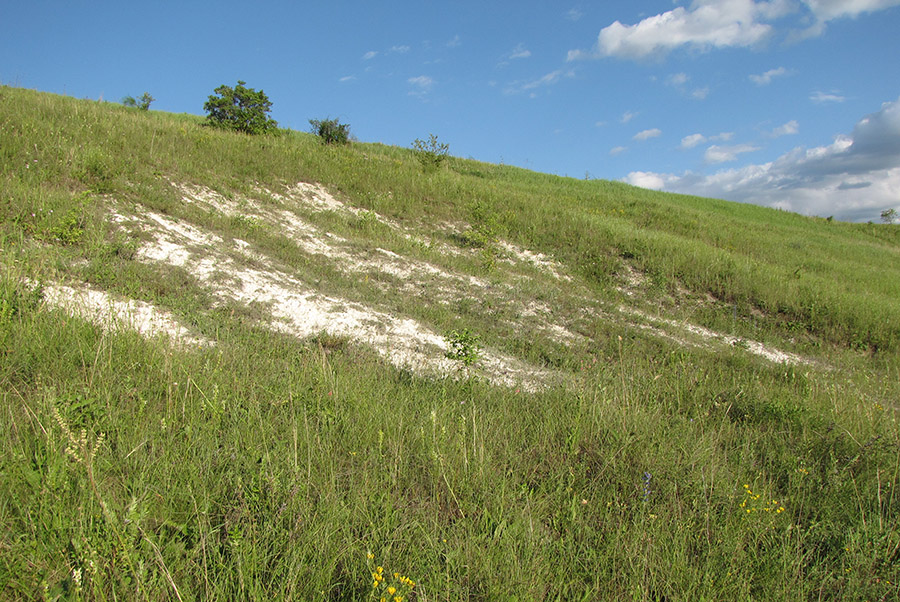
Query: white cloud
xmin=681 ymin=133 xmax=707 ymax=149
xmin=769 ymin=120 xmax=799 ymax=137
xmin=621 ymin=110 xmax=638 ymax=123
xmin=571 ymin=1 xmax=900 ymax=61
xmin=362 ymin=50 xmax=378 ymax=60
xmin=634 ymin=128 xmax=662 ymax=141
xmin=610 ymin=146 xmax=628 ymax=156
xmin=811 ymin=90 xmax=846 ymax=103
xmin=447 ymin=35 xmax=461 ymax=48
xmin=692 ymin=86 xmax=710 ymax=99
xmin=803 ymin=0 xmax=900 ymax=20
xmin=749 ymin=66 xmax=789 ymax=85
xmin=667 ymin=72 xmax=689 ymax=86
xmin=408 ymin=75 xmax=434 ymax=96
xmin=339 ymin=75 xmax=356 ymax=83
xmin=571 ymin=0 xmax=782 ymax=60
xmin=625 ymin=171 xmax=669 ymax=189
xmin=519 ymin=69 xmax=574 ymax=91
xmin=566 ymin=7 xmax=584 ymax=21
xmin=389 ymin=45 xmax=410 ymax=54
xmin=705 ymin=143 xmax=760 ymax=163
xmin=633 ymin=96 xmax=900 ymax=220
xmin=509 ymin=43 xmax=532 ymax=60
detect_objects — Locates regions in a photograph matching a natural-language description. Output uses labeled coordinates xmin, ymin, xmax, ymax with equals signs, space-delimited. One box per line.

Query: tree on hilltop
xmin=203 ymin=80 xmax=278 ymax=135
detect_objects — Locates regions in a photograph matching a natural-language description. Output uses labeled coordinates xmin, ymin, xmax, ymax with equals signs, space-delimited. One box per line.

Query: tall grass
xmin=1 ymin=86 xmax=899 ymax=600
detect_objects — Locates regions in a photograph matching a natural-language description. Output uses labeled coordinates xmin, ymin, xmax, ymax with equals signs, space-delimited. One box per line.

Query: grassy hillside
xmin=1 ymin=86 xmax=899 ymax=600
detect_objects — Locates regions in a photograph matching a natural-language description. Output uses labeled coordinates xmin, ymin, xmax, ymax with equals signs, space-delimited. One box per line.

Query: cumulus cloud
xmin=749 ymin=66 xmax=789 ymax=85
xmin=571 ymin=1 xmax=900 ymax=61
xmin=627 ymin=96 xmax=900 ymax=221
xmin=634 ymin=128 xmax=662 ymax=141
xmin=568 ymin=0 xmax=787 ymax=60
xmin=624 ymin=171 xmax=669 ymax=189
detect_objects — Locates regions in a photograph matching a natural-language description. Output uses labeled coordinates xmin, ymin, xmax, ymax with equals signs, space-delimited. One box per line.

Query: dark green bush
xmin=309 ymin=118 xmax=351 ymax=145
xmin=203 ymin=80 xmax=278 ymax=135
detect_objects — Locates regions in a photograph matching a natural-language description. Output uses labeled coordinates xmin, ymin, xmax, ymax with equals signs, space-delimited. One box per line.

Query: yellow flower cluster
xmin=740 ymin=484 xmax=786 ymax=515
xmin=366 ymin=552 xmax=415 ymax=602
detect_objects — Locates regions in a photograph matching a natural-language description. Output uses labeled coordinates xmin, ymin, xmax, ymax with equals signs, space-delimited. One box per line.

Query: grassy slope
xmin=1 ymin=86 xmax=899 ymax=600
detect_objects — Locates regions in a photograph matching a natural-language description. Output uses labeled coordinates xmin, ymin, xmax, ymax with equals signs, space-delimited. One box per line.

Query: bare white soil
xmin=42 ymin=178 xmax=810 ymax=392
xmin=41 ymin=283 xmax=213 ymax=347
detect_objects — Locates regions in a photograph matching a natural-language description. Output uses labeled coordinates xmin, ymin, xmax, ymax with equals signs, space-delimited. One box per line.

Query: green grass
xmin=1 ymin=86 xmax=899 ymax=600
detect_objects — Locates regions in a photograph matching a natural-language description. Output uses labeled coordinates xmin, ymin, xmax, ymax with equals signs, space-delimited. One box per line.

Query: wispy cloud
xmin=633 ymin=128 xmax=662 ymax=141
xmin=388 ymin=45 xmax=410 ymax=54
xmin=681 ymin=131 xmax=734 ymax=149
xmin=749 ymin=66 xmax=789 ymax=86
xmin=621 ymin=111 xmax=638 ymax=124
xmin=811 ymin=90 xmax=846 ymax=103
xmin=339 ymin=75 xmax=356 ymax=83
xmin=566 ymin=7 xmax=584 ymax=21
xmin=362 ymin=50 xmax=378 ymax=60
xmin=626 ymin=96 xmax=900 ymax=221
xmin=609 ymin=146 xmax=628 ymax=156
xmin=408 ymin=75 xmax=434 ymax=97
xmin=509 ymin=43 xmax=532 ymax=60
xmin=507 ymin=69 xmax=575 ymax=95
xmin=768 ymin=120 xmax=799 ymax=137
xmin=447 ymin=34 xmax=461 ymax=48
xmin=705 ymin=143 xmax=760 ymax=163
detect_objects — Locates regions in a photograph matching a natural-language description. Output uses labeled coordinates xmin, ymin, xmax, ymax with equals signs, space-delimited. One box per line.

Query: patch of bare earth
xmin=40 ymin=283 xmax=213 ymax=347
xmin=109 ymin=196 xmax=558 ymax=391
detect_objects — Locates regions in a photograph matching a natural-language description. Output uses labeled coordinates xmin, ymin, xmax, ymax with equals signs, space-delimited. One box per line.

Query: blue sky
xmin=3 ymin=0 xmax=900 ymax=222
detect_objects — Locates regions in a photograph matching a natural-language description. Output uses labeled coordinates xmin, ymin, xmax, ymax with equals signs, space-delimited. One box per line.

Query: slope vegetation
xmin=1 ymin=86 xmax=898 ymax=600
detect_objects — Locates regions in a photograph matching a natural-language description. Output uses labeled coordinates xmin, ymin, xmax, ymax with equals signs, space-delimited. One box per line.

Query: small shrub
xmin=122 ymin=92 xmax=154 ymax=111
xmin=203 ymin=80 xmax=278 ymax=135
xmin=309 ymin=118 xmax=351 ymax=145
xmin=412 ymin=134 xmax=449 ymax=172
xmin=445 ymin=328 xmax=482 ymax=368
xmin=880 ymin=208 xmax=898 ymax=224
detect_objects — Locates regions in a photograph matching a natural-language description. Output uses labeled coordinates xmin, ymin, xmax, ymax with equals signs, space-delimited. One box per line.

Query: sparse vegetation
xmin=412 ymin=133 xmax=449 ymax=172
xmin=309 ymin=117 xmax=351 ymax=145
xmin=1 ymin=85 xmax=899 ymax=601
xmin=882 ymin=207 xmax=898 ymax=224
xmin=203 ymin=80 xmax=278 ymax=135
xmin=121 ymin=91 xmax=155 ymax=110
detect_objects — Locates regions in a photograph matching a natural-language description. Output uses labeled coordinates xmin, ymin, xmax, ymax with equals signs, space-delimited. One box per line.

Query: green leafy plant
xmin=444 ymin=328 xmax=482 ymax=368
xmin=412 ymin=134 xmax=449 ymax=172
xmin=203 ymin=80 xmax=278 ymax=135
xmin=122 ymin=92 xmax=155 ymax=111
xmin=881 ymin=208 xmax=898 ymax=224
xmin=309 ymin=118 xmax=351 ymax=145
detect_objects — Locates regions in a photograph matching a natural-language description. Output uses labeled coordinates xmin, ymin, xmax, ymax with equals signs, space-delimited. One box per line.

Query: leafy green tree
xmin=881 ymin=208 xmax=898 ymax=224
xmin=203 ymin=80 xmax=278 ymax=135
xmin=309 ymin=118 xmax=351 ymax=145
xmin=122 ymin=92 xmax=154 ymax=110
